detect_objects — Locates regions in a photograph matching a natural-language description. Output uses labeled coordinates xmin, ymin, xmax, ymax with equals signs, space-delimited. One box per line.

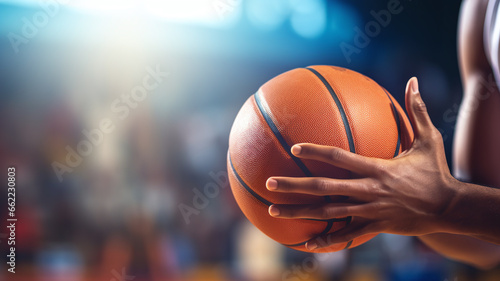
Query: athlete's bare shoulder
xmin=458 ymin=0 xmax=491 ymax=80
xmin=455 ymin=0 xmax=500 ymax=186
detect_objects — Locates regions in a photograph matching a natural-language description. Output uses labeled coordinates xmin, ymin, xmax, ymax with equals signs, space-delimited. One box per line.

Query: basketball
xmin=227 ymin=65 xmax=414 ymax=253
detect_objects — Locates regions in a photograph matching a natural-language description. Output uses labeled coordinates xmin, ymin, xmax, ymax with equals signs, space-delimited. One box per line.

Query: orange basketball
xmin=227 ymin=65 xmax=414 ymax=253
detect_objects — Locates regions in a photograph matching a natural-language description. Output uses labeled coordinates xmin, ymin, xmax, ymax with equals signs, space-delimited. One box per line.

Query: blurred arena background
xmin=0 ymin=0 xmax=499 ymax=280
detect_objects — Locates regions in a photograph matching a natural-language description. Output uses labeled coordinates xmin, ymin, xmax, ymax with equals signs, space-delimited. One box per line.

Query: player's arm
xmin=419 ymin=0 xmax=500 ymax=270
xmin=265 ymin=77 xmax=500 ymax=266
xmin=453 ymin=0 xmax=500 ymax=187
xmin=265 ymin=0 xmax=500 ymax=269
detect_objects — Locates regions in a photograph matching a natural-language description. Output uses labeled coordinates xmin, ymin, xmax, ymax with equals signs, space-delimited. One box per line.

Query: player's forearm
xmin=438 ymin=180 xmax=500 ymax=244
xmin=419 ymin=233 xmax=500 ymax=269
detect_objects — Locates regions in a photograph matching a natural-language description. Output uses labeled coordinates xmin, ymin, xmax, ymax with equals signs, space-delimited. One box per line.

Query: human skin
xmin=266 ymin=77 xmax=500 ymax=268
xmin=266 ymin=0 xmax=500 ymax=269
xmin=418 ymin=0 xmax=500 ymax=270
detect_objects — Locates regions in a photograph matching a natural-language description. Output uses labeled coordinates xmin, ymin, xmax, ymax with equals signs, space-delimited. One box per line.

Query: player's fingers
xmin=306 ymin=219 xmax=378 ymax=250
xmin=267 ymin=177 xmax=377 ymax=200
xmin=404 ymin=77 xmax=436 ymax=142
xmin=268 ymin=203 xmax=374 ymax=220
xmin=291 ymin=143 xmax=381 ymax=176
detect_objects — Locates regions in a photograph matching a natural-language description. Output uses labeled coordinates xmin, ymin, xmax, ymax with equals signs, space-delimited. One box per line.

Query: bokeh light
xmin=289 ymin=0 xmax=327 ymax=39
xmin=246 ymin=0 xmax=289 ymax=31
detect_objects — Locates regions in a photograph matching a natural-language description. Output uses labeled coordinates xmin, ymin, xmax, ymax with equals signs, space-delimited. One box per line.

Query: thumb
xmin=405 ymin=77 xmax=434 ymax=140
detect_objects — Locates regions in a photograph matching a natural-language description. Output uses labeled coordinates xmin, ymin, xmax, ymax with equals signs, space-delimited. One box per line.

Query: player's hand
xmin=266 ymin=77 xmax=461 ymax=250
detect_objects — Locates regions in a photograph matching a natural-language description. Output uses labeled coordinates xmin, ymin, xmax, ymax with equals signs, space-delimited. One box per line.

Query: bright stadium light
xmin=0 ymin=0 xmax=242 ymax=28
xmin=143 ymin=0 xmax=241 ymax=28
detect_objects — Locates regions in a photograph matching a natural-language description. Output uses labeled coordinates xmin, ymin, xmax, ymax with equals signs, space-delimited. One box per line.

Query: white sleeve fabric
xmin=484 ymin=0 xmax=500 ymax=79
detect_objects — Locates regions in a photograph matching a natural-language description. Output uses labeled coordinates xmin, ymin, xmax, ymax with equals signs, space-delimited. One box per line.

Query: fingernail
xmin=269 ymin=205 xmax=280 ymax=216
xmin=291 ymin=145 xmax=302 ymax=155
xmin=410 ymin=77 xmax=419 ymax=94
xmin=306 ymin=241 xmax=318 ymax=250
xmin=267 ymin=178 xmax=278 ymax=190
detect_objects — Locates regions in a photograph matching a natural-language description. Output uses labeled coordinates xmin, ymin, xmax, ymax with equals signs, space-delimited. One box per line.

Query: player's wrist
xmin=434 ymin=178 xmax=472 ymax=235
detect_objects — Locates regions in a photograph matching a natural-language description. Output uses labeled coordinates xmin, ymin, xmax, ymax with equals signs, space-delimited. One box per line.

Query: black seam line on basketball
xmin=229 ymin=155 xmax=350 ymax=223
xmin=342 ymin=217 xmax=354 ymax=249
xmin=282 ymin=219 xmax=334 ymax=247
xmin=304 ymin=67 xmax=355 ymax=154
xmin=253 ymin=89 xmax=345 ymax=242
xmin=229 ymin=155 xmax=273 ymax=206
xmin=253 ymin=92 xmax=337 ymax=237
xmin=345 ymin=216 xmax=352 ymax=225
xmin=304 ymin=67 xmax=354 ymax=236
xmin=382 ymin=88 xmax=401 ymax=157
xmin=253 ymin=92 xmax=313 ymax=177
